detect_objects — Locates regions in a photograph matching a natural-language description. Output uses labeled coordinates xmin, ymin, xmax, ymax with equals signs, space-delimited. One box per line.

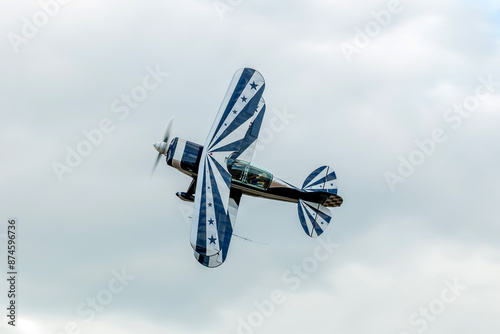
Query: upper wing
xmin=190 ymin=68 xmax=265 ymax=267
xmin=206 ymin=67 xmax=266 ymax=162
xmin=230 ymin=96 xmax=266 ymax=163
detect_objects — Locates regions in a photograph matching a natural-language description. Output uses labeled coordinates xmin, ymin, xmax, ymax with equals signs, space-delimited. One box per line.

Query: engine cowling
xmin=166 ymin=137 xmax=204 ymax=176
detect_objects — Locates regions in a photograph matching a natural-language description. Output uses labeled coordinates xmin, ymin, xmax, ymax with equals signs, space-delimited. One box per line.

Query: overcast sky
xmin=1 ymin=0 xmax=500 ymax=333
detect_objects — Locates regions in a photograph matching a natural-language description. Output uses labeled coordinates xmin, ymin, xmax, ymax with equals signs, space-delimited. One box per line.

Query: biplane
xmin=152 ymin=68 xmax=343 ymax=267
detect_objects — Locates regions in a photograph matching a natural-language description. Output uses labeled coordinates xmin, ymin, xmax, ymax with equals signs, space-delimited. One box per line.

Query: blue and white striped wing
xmin=192 ymin=188 xmax=242 ymax=268
xmin=207 ymin=68 xmax=266 ymax=163
xmin=191 ymin=68 xmax=265 ymax=267
xmin=230 ymin=97 xmax=265 ymax=163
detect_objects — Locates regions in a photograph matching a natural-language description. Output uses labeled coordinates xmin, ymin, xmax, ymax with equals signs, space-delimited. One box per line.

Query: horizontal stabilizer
xmin=297 ymin=165 xmax=342 ymax=237
xmin=297 ymin=199 xmax=332 ymax=238
xmin=302 ymin=165 xmax=343 ymax=207
xmin=302 ymin=166 xmax=338 ymax=194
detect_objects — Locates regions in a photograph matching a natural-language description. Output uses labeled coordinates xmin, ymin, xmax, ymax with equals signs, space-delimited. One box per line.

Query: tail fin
xmin=297 ymin=166 xmax=343 ymax=237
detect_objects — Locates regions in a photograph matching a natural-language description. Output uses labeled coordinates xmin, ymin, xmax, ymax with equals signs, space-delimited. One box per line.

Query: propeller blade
xmin=151 ymin=117 xmax=174 ymax=177
xmin=151 ymin=152 xmax=162 ymax=177
xmin=161 ymin=117 xmax=174 ymax=143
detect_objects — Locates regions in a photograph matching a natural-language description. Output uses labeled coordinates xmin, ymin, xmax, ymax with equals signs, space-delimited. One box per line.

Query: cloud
xmin=1 ymin=0 xmax=499 ymax=333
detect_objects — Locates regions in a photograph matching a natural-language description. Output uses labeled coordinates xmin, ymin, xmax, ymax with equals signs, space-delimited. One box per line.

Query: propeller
xmin=151 ymin=117 xmax=174 ymax=176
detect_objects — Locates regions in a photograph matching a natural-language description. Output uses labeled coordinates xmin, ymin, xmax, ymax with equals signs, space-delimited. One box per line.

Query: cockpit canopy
xmin=227 ymin=158 xmax=273 ymax=190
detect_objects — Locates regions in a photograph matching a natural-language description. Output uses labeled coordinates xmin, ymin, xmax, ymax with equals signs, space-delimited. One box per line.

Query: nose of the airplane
xmin=153 ymin=142 xmax=168 ymax=154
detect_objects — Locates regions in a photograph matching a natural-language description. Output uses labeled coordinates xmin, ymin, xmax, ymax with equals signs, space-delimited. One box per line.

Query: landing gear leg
xmin=176 ymin=179 xmax=196 ymax=202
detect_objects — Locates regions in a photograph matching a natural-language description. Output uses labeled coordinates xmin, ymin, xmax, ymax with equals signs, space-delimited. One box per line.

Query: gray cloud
xmin=1 ymin=0 xmax=500 ymax=333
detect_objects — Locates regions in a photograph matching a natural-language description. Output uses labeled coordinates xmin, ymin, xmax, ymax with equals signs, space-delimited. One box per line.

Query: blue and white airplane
xmin=152 ymin=68 xmax=343 ymax=268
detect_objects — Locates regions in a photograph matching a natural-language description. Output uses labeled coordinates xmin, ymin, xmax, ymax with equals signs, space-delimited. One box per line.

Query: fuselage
xmin=166 ymin=137 xmax=331 ymax=205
